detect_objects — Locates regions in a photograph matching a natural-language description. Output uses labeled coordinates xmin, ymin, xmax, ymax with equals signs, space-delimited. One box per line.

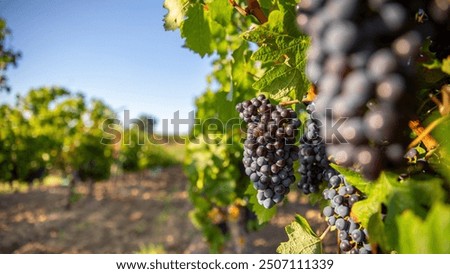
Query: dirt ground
xmin=0 ymin=165 xmax=336 ymax=254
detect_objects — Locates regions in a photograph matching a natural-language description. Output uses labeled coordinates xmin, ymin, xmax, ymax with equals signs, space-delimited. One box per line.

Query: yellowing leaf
xmin=442 ymin=57 xmax=450 ymax=75
xmin=277 ymin=215 xmax=322 ymax=254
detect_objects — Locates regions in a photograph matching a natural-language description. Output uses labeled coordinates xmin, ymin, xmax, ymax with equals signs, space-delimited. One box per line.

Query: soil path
xmin=0 ymin=165 xmax=336 ymax=254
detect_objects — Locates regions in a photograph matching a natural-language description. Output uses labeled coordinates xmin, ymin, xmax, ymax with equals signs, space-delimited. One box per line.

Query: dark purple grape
xmin=380 ymin=3 xmax=407 ymax=32
xmin=339 ymin=240 xmax=352 ymax=252
xmin=351 ymin=229 xmax=365 ymax=243
xmin=323 ymin=21 xmax=358 ymax=54
xmin=336 ymin=205 xmax=350 ymax=217
xmin=323 ymin=206 xmax=334 ymax=217
xmin=335 ymin=218 xmax=348 ymax=230
xmin=237 ymin=95 xmax=301 ymax=208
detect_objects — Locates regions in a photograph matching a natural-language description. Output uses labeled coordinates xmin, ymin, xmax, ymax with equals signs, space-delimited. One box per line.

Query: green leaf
xmin=267 ymin=10 xmax=284 ymax=33
xmin=207 ymin=0 xmax=233 ymax=27
xmin=276 ymin=0 xmax=300 ymax=37
xmin=367 ymin=212 xmax=392 ymax=251
xmin=230 ymin=43 xmax=256 ymax=91
xmin=252 ymin=36 xmax=307 ymax=63
xmin=356 ymin=171 xmax=446 ymax=253
xmin=247 ymin=19 xmax=309 ymax=99
xmin=253 ymin=65 xmax=300 ymax=95
xmin=396 ymin=202 xmax=450 ymax=253
xmin=252 ymin=44 xmax=281 ymax=63
xmin=350 ymin=172 xmax=393 ymax=228
xmin=252 ymin=36 xmax=308 ymax=94
xmin=330 ymin=164 xmax=372 ymax=194
xmin=245 ymin=184 xmax=277 ymax=224
xmin=441 ymin=58 xmax=450 ymax=75
xmin=163 ymin=0 xmax=187 ymax=31
xmin=180 ymin=4 xmax=213 ymax=57
xmin=429 ymin=116 xmax=450 ymax=183
xmin=352 ymin=199 xmax=380 ymax=229
xmin=277 ymin=215 xmax=322 ymax=254
xmin=422 ymin=58 xmax=442 ymax=70
xmin=388 ymin=174 xmax=445 ymax=220
xmin=259 ymin=0 xmax=275 ymax=10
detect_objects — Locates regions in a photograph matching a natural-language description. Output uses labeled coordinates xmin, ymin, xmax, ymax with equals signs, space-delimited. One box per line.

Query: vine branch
xmin=228 ymin=0 xmax=268 ymax=24
xmin=430 ymin=84 xmax=450 ymax=116
xmin=408 ymin=85 xmax=450 ymax=151
xmin=408 ymin=119 xmax=439 ymax=151
xmin=408 ymin=116 xmax=446 ymax=150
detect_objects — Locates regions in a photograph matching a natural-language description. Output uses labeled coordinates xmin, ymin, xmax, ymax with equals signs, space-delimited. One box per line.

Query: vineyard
xmin=1 ymin=0 xmax=450 ymax=254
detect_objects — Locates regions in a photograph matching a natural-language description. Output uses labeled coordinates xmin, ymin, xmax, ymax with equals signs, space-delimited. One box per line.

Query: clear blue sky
xmin=0 ymin=0 xmax=213 ymax=134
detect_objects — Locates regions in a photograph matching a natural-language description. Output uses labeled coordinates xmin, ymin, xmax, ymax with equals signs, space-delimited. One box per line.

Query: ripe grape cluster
xmin=298 ymin=102 xmax=372 ymax=254
xmin=296 ymin=0 xmax=436 ymax=180
xmin=297 ymin=103 xmax=330 ymax=194
xmin=297 ymin=103 xmax=371 ymax=253
xmin=322 ymin=174 xmax=372 ymax=254
xmin=236 ymin=95 xmax=301 ymax=208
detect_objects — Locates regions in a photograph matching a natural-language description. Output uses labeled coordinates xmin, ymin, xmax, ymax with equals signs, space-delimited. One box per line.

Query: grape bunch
xmin=297 ymin=102 xmax=330 ymax=194
xmin=297 ymin=103 xmax=372 ymax=253
xmin=297 ymin=103 xmax=371 ymax=253
xmin=236 ymin=95 xmax=301 ymax=208
xmin=296 ymin=0 xmax=437 ymax=180
xmin=322 ymin=173 xmax=372 ymax=254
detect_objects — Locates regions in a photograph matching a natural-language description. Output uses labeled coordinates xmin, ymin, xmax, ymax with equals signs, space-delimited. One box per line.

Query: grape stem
xmin=228 ymin=0 xmax=268 ymax=24
xmin=408 ymin=85 xmax=450 ymax=153
xmin=279 ymin=100 xmax=300 ymax=106
xmin=408 ymin=119 xmax=439 ymax=151
xmin=429 ymin=84 xmax=450 ymax=116
xmin=319 ymin=225 xmax=331 ymax=241
xmin=408 ymin=116 xmax=447 ymax=150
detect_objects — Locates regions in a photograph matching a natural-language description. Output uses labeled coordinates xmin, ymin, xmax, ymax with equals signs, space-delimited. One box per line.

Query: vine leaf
xmin=251 ymin=37 xmax=308 ymax=99
xmin=355 ymin=171 xmax=445 ymax=253
xmin=396 ymin=202 xmax=450 ymax=253
xmin=348 ymin=172 xmax=392 ymax=227
xmin=180 ymin=4 xmax=214 ymax=57
xmin=163 ymin=0 xmax=187 ymax=31
xmin=242 ymin=7 xmax=309 ymax=100
xmin=429 ymin=115 xmax=450 ymax=182
xmin=333 ymin=165 xmax=448 ymax=253
xmin=208 ymin=0 xmax=233 ymax=27
xmin=442 ymin=58 xmax=450 ymax=75
xmin=253 ymin=65 xmax=302 ymax=97
xmin=367 ymin=211 xmax=391 ymax=251
xmin=330 ymin=164 xmax=372 ymax=194
xmin=277 ymin=215 xmax=322 ymax=254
